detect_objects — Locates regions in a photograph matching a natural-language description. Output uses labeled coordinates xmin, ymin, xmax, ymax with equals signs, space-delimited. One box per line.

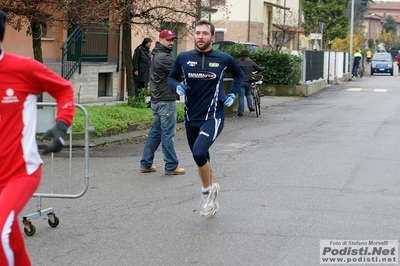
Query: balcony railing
xmin=61 ymin=25 xmax=120 ymax=80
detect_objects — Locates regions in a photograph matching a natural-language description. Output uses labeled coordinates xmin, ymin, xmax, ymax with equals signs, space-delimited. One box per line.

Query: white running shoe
xmin=200 ymin=183 xmax=220 ymax=217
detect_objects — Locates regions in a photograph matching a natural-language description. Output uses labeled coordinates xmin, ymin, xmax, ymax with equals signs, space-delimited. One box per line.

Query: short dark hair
xmin=196 ymin=20 xmax=215 ymax=36
xmin=142 ymin=38 xmax=152 ymax=46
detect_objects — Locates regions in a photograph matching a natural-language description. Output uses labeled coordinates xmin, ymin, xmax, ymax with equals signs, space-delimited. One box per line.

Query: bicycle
xmin=357 ymin=62 xmax=364 ymax=78
xmin=352 ymin=61 xmax=363 ymax=78
xmin=250 ymin=73 xmax=263 ymax=117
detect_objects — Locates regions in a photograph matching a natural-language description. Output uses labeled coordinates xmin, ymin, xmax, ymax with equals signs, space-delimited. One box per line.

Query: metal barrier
xmin=22 ymin=103 xmax=94 ymax=236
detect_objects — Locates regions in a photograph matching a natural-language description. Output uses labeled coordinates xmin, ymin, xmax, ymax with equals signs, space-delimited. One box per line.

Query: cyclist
xmin=237 ymin=49 xmax=265 ymax=116
xmin=352 ymin=50 xmax=362 ymax=78
xmin=366 ymin=50 xmax=372 ymax=64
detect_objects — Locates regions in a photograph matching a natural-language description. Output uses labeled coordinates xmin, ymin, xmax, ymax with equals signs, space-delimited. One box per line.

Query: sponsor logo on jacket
xmin=1 ymin=88 xmax=19 ymax=103
xmin=188 ymin=71 xmax=216 ymax=80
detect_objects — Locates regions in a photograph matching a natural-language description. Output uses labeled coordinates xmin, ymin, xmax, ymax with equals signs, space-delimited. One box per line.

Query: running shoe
xmin=200 ymin=183 xmax=220 ymax=217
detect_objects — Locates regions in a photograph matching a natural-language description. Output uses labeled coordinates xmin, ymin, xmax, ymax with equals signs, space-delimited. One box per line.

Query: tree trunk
xmin=31 ymin=18 xmax=44 ymax=102
xmin=122 ymin=13 xmax=134 ymax=100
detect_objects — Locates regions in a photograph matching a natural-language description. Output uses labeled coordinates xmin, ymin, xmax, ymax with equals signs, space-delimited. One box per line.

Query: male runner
xmin=167 ymin=20 xmax=244 ymax=216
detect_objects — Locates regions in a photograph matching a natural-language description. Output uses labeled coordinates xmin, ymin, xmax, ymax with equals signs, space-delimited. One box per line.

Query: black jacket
xmin=132 ymin=44 xmax=151 ymax=83
xmin=237 ymin=57 xmax=265 ymax=82
xmin=149 ymin=42 xmax=179 ymax=101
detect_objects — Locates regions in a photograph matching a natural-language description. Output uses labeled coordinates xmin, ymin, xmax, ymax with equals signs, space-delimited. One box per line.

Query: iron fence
xmin=61 ymin=25 xmax=120 ymax=80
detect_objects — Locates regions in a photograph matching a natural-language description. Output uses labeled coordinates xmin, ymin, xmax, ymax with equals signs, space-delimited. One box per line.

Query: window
xmin=215 ymin=28 xmax=226 ymax=42
xmin=215 ymin=31 xmax=225 ymax=42
xmin=40 ymin=24 xmax=48 ymax=37
xmin=98 ymin=73 xmax=112 ymax=97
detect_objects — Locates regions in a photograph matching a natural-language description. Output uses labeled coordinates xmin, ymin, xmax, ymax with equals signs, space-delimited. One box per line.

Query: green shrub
xmin=223 ymin=45 xmax=302 ymax=85
xmin=127 ymin=88 xmax=149 ymax=109
xmin=72 ymin=101 xmax=186 ymax=136
xmin=177 ymin=103 xmax=184 ymax=123
xmin=73 ymin=103 xmax=153 ymax=136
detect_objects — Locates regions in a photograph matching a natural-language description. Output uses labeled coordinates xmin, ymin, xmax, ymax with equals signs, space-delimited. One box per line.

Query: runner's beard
xmin=195 ymin=39 xmax=212 ymax=51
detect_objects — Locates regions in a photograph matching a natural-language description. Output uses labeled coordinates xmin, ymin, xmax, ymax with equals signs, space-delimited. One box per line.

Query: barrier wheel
xmin=24 ymin=224 xmax=36 ymax=236
xmin=48 ymin=215 xmax=60 ymax=227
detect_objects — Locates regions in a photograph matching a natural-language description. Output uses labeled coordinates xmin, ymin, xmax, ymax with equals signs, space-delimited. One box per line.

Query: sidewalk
xmin=70 ymin=95 xmax=305 ymax=147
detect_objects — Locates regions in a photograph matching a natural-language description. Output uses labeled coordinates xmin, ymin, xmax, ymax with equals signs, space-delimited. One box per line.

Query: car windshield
xmin=372 ymin=54 xmax=392 ymax=61
xmin=212 ymin=43 xmax=221 ymax=50
xmin=212 ymin=41 xmax=260 ymax=52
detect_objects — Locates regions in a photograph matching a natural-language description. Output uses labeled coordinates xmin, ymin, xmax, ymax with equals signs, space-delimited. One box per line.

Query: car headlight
xmin=372 ymin=64 xmax=376 ymax=68
xmin=388 ymin=64 xmax=392 ymax=68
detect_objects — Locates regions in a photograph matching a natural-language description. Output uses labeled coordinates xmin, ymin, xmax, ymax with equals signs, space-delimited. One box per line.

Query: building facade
xmin=364 ymin=0 xmax=400 ymax=49
xmin=211 ymin=0 xmax=303 ymax=50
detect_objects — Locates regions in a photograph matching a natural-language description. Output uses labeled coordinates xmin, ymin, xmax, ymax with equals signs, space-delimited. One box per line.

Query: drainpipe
xmin=247 ymin=0 xmax=251 ymax=42
xmin=119 ymin=24 xmax=125 ymax=101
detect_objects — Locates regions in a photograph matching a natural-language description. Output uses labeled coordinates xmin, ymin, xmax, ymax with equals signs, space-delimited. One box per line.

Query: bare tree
xmin=267 ymin=8 xmax=300 ymax=51
xmin=1 ymin=0 xmax=229 ymax=99
xmin=0 ymin=0 xmax=71 ymax=101
xmin=109 ymin=0 xmax=229 ymax=98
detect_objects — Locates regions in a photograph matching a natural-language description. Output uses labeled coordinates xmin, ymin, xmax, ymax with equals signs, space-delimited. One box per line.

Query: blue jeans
xmin=238 ymin=81 xmax=253 ymax=115
xmin=140 ymin=101 xmax=179 ymax=172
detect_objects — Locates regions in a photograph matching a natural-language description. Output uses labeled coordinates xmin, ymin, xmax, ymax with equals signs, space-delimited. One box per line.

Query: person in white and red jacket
xmin=0 ymin=10 xmax=75 ymax=266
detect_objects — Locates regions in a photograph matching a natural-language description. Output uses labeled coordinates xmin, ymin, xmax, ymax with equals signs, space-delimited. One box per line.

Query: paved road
xmin=23 ymin=73 xmax=400 ymax=265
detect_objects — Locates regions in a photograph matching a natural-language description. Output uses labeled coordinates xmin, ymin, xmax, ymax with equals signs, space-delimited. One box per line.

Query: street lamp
xmin=318 ymin=21 xmax=324 ymax=49
xmin=349 ymin=0 xmax=355 ymax=79
xmin=207 ymin=0 xmax=218 ymax=21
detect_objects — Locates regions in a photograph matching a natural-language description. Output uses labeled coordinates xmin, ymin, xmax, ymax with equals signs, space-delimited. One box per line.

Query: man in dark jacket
xmin=237 ymin=49 xmax=265 ymax=116
xmin=140 ymin=30 xmax=185 ymax=175
xmin=132 ymin=38 xmax=152 ymax=96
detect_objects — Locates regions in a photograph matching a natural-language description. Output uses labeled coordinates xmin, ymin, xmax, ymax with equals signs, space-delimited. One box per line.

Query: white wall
xmin=42 ymin=63 xmax=119 ymax=104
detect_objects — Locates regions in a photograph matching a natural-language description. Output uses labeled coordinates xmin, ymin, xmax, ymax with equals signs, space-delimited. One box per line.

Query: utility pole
xmin=318 ymin=22 xmax=324 ymax=50
xmin=349 ymin=0 xmax=355 ymax=79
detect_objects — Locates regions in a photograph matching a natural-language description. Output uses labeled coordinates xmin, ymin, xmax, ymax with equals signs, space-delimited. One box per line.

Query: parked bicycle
xmin=250 ymin=73 xmax=263 ymax=117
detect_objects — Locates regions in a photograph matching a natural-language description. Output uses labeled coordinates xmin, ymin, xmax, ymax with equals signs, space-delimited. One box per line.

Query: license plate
xmin=379 ymin=68 xmax=385 ymax=71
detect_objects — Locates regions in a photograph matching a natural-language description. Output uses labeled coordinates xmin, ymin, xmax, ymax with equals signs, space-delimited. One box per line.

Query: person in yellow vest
xmin=352 ymin=50 xmax=362 ymax=78
xmin=366 ymin=50 xmax=373 ymax=64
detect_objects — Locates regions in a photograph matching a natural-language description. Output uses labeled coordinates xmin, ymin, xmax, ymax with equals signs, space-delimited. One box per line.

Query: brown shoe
xmin=140 ymin=166 xmax=156 ymax=173
xmin=165 ymin=167 xmax=185 ymax=175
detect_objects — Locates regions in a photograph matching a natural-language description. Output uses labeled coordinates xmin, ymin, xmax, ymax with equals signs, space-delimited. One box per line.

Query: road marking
xmin=373 ymin=89 xmax=387 ymax=93
xmin=347 ymin=88 xmax=362 ymax=92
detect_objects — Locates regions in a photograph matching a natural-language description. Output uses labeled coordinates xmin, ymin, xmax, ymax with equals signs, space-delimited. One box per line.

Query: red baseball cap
xmin=159 ymin=30 xmax=176 ymax=40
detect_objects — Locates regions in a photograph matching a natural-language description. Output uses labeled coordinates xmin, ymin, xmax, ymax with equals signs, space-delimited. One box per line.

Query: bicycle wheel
xmin=256 ymin=89 xmax=261 ymax=117
xmin=253 ymin=88 xmax=260 ymax=117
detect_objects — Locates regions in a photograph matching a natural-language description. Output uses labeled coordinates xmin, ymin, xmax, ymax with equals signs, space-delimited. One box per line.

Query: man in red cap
xmin=139 ymin=29 xmax=185 ymax=175
xmin=0 ymin=10 xmax=75 ymax=265
xmin=159 ymin=29 xmax=176 ymax=40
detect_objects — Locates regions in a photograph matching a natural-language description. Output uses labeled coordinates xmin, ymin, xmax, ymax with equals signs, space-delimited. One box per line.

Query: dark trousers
xmin=134 ymin=81 xmax=146 ymax=96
